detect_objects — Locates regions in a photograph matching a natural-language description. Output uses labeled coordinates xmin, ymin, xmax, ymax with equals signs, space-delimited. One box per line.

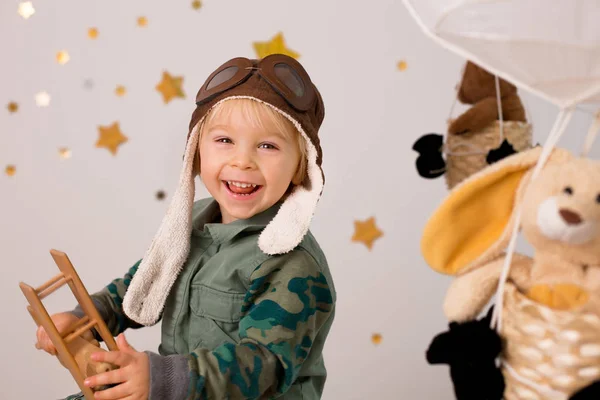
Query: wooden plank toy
xmin=19 ymin=249 xmax=119 ymax=399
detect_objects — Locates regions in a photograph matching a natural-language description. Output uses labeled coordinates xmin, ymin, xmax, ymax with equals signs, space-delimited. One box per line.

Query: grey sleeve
xmin=145 ymin=351 xmax=191 ymax=400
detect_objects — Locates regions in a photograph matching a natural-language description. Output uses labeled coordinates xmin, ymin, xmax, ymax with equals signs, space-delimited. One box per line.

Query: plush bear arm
xmin=448 ymin=97 xmax=499 ymax=135
xmin=500 ymin=93 xmax=526 ymax=123
xmin=444 ymin=260 xmax=503 ymax=322
xmin=444 ymin=253 xmax=533 ymax=323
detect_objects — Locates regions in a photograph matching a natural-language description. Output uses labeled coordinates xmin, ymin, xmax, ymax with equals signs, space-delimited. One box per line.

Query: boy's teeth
xmin=227 ymin=181 xmax=257 ymax=188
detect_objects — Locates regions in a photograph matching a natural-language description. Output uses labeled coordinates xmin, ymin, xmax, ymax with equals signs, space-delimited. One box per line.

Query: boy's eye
xmin=215 ymin=137 xmax=232 ymax=144
xmin=259 ymin=143 xmax=278 ymax=150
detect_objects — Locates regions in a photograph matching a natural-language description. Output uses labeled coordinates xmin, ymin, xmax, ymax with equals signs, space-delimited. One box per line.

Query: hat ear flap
xmin=421 ymin=146 xmax=548 ymax=276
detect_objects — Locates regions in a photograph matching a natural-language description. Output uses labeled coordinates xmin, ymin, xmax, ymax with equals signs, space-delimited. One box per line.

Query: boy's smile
xmin=223 ymin=180 xmax=263 ymax=199
xmin=198 ymin=100 xmax=302 ymax=224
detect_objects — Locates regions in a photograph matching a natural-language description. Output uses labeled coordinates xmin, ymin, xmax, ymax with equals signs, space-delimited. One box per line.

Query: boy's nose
xmin=230 ymin=149 xmax=256 ymax=170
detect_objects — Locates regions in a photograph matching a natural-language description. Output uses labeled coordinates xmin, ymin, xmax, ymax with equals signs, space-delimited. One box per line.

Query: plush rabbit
xmin=421 ymin=146 xmax=600 ymax=400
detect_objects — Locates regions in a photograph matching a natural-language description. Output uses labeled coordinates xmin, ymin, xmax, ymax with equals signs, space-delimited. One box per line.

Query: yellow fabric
xmin=526 ymin=284 xmax=590 ymax=310
xmin=421 ymin=162 xmax=529 ymax=275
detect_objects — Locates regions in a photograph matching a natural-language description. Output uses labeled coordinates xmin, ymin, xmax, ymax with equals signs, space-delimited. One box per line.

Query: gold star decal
xmin=155 ymin=71 xmax=185 ymax=104
xmin=5 ymin=165 xmax=16 ymax=176
xmin=192 ymin=0 xmax=202 ymax=10
xmin=352 ymin=217 xmax=383 ymax=250
xmin=58 ymin=147 xmax=71 ymax=159
xmin=372 ymin=333 xmax=383 ymax=345
xmin=96 ymin=122 xmax=128 ymax=155
xmin=7 ymin=102 xmax=18 ymax=113
xmin=253 ymin=32 xmax=300 ymax=59
xmin=115 ymin=85 xmax=126 ymax=97
xmin=137 ymin=16 xmax=148 ymax=27
xmin=397 ymin=60 xmax=408 ymax=71
xmin=88 ymin=27 xmax=99 ymax=39
xmin=56 ymin=50 xmax=70 ymax=65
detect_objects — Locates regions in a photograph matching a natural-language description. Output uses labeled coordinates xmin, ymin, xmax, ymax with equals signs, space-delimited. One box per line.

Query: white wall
xmin=1 ymin=0 xmax=598 ymax=398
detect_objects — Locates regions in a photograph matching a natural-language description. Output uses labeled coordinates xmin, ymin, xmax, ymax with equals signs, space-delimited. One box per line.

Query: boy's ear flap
xmin=420 ymin=146 xmax=570 ymax=276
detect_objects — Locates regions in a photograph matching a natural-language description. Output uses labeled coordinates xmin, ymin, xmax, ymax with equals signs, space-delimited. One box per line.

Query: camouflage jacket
xmin=73 ymin=198 xmax=336 ymax=399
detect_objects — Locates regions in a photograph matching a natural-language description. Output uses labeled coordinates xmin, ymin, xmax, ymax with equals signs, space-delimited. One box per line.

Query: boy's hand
xmin=36 ymin=312 xmax=95 ymax=355
xmin=84 ymin=333 xmax=150 ymax=400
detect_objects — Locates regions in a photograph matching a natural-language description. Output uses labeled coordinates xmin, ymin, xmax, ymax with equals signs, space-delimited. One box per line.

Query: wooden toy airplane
xmin=19 ymin=249 xmax=118 ymax=399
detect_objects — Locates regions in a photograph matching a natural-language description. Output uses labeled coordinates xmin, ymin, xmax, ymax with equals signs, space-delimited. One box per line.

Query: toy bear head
xmin=457 ymin=61 xmax=519 ymax=104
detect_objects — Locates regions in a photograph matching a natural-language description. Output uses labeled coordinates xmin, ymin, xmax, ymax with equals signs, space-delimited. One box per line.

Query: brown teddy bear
xmin=413 ymin=60 xmax=533 ymax=190
xmin=449 ymin=61 xmax=527 ymax=135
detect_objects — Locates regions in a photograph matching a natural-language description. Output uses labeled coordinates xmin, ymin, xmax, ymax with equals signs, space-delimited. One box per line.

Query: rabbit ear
xmin=421 ymin=146 xmax=572 ymax=276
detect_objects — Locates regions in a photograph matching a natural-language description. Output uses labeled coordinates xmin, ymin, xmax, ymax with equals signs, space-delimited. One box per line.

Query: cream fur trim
xmin=123 ymin=96 xmax=323 ymax=325
xmin=122 ymin=121 xmax=201 ymax=325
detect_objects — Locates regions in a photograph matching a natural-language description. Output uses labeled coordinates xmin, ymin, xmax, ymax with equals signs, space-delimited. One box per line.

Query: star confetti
xmin=7 ymin=102 xmax=18 ymax=113
xmin=18 ymin=2 xmax=35 ymax=19
xmin=5 ymin=165 xmax=16 ymax=176
xmin=372 ymin=333 xmax=383 ymax=345
xmin=192 ymin=0 xmax=202 ymax=10
xmin=352 ymin=217 xmax=383 ymax=250
xmin=137 ymin=16 xmax=148 ymax=27
xmin=88 ymin=27 xmax=99 ymax=39
xmin=156 ymin=190 xmax=166 ymax=200
xmin=56 ymin=50 xmax=70 ymax=65
xmin=96 ymin=122 xmax=128 ymax=155
xmin=155 ymin=71 xmax=185 ymax=104
xmin=253 ymin=32 xmax=300 ymax=59
xmin=58 ymin=147 xmax=71 ymax=159
xmin=397 ymin=60 xmax=408 ymax=71
xmin=35 ymin=91 xmax=51 ymax=107
xmin=115 ymin=85 xmax=126 ymax=97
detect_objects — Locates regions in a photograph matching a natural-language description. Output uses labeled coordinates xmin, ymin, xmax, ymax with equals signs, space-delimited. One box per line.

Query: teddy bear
xmin=413 ymin=61 xmax=532 ymax=190
xmin=448 ymin=61 xmax=527 ymax=135
xmin=420 ymin=146 xmax=600 ymax=399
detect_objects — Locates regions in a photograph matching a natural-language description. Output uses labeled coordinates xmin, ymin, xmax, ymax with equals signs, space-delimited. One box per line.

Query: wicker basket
xmin=444 ymin=121 xmax=532 ymax=190
xmin=500 ymin=282 xmax=600 ymax=400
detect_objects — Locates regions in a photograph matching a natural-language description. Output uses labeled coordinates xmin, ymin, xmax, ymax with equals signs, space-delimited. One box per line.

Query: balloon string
xmin=581 ymin=110 xmax=600 ymax=157
xmin=495 ymin=74 xmax=504 ymax=145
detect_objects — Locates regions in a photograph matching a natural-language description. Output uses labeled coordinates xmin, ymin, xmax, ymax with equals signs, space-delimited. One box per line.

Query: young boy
xmin=36 ymin=54 xmax=336 ymax=399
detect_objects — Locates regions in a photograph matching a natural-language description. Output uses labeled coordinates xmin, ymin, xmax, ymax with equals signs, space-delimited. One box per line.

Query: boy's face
xmin=198 ymin=106 xmax=301 ymax=224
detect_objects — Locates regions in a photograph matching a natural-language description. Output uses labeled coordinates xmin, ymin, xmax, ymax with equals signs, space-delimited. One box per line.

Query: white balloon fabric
xmin=402 ymin=0 xmax=600 ymax=108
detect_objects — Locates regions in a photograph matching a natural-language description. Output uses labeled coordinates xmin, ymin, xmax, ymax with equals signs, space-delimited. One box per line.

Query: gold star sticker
xmin=58 ymin=147 xmax=71 ymax=159
xmin=7 ymin=102 xmax=18 ymax=113
xmin=372 ymin=333 xmax=383 ymax=345
xmin=253 ymin=32 xmax=300 ymax=59
xmin=155 ymin=71 xmax=185 ymax=104
xmin=96 ymin=122 xmax=128 ymax=155
xmin=137 ymin=16 xmax=148 ymax=27
xmin=5 ymin=165 xmax=16 ymax=176
xmin=192 ymin=0 xmax=202 ymax=10
xmin=88 ymin=27 xmax=99 ymax=39
xmin=352 ymin=217 xmax=383 ymax=250
xmin=397 ymin=60 xmax=408 ymax=71
xmin=56 ymin=50 xmax=70 ymax=65
xmin=115 ymin=85 xmax=126 ymax=97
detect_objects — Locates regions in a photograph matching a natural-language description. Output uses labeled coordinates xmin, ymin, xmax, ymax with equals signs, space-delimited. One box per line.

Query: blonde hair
xmin=193 ymin=98 xmax=308 ymax=186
